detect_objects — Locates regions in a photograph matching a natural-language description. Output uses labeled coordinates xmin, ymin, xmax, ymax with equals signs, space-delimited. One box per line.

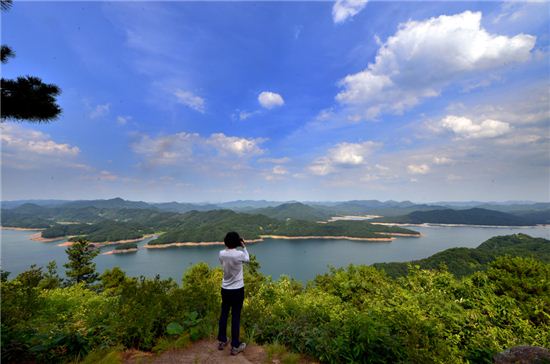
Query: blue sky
xmin=1 ymin=1 xmax=549 ymax=202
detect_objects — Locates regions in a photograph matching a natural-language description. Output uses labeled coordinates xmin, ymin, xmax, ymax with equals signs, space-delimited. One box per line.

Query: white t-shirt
xmin=219 ymin=247 xmax=250 ymax=289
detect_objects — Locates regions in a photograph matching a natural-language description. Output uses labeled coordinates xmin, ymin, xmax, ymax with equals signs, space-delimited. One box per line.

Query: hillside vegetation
xmin=1 ymin=234 xmax=548 ymax=364
xmin=147 ymin=210 xmax=419 ymax=244
xmin=374 ymin=233 xmax=550 ymax=277
xmin=372 ymin=207 xmax=543 ymax=226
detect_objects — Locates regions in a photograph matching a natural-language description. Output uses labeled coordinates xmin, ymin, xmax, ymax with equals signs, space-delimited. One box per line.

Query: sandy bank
xmin=103 ymin=248 xmax=139 ymax=255
xmin=1 ymin=226 xmax=45 ymax=231
xmin=259 ymin=235 xmax=394 ymax=241
xmin=146 ymin=239 xmax=263 ymax=249
xmin=145 ymin=234 xmax=396 ymax=249
xmin=376 ymin=232 xmax=422 ymax=237
xmin=30 ymin=232 xmax=66 ymax=242
xmin=57 ymin=234 xmax=157 ymax=248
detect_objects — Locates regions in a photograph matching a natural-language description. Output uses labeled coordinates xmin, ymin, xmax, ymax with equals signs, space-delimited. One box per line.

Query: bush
xmin=1 ymin=256 xmax=548 ymax=363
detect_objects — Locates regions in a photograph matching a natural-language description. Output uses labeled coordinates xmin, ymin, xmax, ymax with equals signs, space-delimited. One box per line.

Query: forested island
xmin=1 ymin=233 xmax=548 ymax=363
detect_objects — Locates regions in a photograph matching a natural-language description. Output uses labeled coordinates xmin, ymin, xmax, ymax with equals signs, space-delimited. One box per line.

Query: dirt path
xmin=122 ymin=339 xmax=269 ymax=364
xmin=122 ymin=339 xmax=318 ymax=364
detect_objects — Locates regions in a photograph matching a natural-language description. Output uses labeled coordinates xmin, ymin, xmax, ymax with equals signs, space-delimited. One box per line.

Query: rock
xmin=494 ymin=346 xmax=550 ymax=364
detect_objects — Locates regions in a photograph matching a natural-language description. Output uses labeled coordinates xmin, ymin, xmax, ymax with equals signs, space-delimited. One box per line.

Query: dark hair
xmin=224 ymin=231 xmax=242 ymax=249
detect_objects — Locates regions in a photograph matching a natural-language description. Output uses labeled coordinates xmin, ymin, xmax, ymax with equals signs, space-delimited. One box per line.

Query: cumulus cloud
xmin=309 ymin=141 xmax=380 ymax=175
xmin=441 ymin=115 xmax=511 ymax=139
xmin=89 ymin=103 xmax=111 ymax=119
xmin=174 ymin=89 xmax=206 ymax=113
xmin=309 ymin=157 xmax=334 ymax=176
xmin=332 ymin=0 xmax=368 ymax=24
xmin=336 ymin=11 xmax=536 ymax=120
xmin=1 ymin=124 xmax=82 ymax=170
xmin=132 ymin=132 xmax=199 ymax=166
xmin=407 ymin=164 xmax=430 ymax=175
xmin=263 ymin=165 xmax=289 ymax=181
xmin=206 ymin=133 xmax=266 ymax=156
xmin=258 ymin=91 xmax=285 ymax=109
xmin=1 ymin=124 xmax=80 ymax=157
xmin=132 ymin=131 xmax=266 ymax=167
xmin=433 ymin=156 xmax=453 ymax=165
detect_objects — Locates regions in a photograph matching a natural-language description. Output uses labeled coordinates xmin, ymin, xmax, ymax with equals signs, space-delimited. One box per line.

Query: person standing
xmin=217 ymin=231 xmax=249 ymax=355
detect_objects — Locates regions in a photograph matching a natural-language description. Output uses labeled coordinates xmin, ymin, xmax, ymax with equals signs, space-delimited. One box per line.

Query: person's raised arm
xmin=240 ymin=239 xmax=250 ymax=262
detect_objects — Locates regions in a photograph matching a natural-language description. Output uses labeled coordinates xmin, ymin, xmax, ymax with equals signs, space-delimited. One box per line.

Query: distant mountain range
xmin=2 ymin=198 xmax=549 ymax=234
xmin=372 ymin=208 xmax=550 ymax=226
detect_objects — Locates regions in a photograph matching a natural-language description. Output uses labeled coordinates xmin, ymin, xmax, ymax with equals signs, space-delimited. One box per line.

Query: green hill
xmin=373 ymin=207 xmax=533 ymax=226
xmin=373 ymin=233 xmax=550 ymax=277
xmin=252 ymin=202 xmax=332 ymax=221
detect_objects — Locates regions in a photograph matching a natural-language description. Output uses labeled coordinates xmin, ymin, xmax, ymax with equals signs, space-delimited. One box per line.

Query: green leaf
xmin=166 ymin=322 xmax=184 ymax=336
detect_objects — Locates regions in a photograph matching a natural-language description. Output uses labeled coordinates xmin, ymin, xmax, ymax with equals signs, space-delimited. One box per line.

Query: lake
xmin=1 ymin=225 xmax=548 ymax=283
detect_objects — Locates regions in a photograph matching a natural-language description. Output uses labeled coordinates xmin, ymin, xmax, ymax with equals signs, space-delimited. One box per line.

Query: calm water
xmin=1 ymin=225 xmax=548 ymax=283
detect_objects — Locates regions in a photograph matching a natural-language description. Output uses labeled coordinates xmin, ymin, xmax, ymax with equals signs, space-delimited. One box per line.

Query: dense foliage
xmin=374 ymin=233 xmax=550 ymax=277
xmin=1 ymin=234 xmax=548 ymax=363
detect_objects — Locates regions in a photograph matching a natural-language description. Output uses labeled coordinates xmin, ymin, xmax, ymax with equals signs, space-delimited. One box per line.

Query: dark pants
xmin=217 ymin=287 xmax=244 ymax=348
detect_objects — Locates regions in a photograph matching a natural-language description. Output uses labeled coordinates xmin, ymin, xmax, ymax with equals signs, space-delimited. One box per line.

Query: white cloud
xmin=116 ymin=115 xmax=131 ymax=125
xmin=98 ymin=170 xmax=118 ymax=181
xmin=132 ymin=131 xmax=266 ymax=167
xmin=272 ymin=165 xmax=288 ymax=175
xmin=309 ymin=141 xmax=380 ymax=175
xmin=433 ymin=156 xmax=453 ymax=165
xmin=132 ymin=132 xmax=199 ymax=166
xmin=263 ymin=165 xmax=289 ymax=181
xmin=336 ymin=11 xmax=536 ymax=120
xmin=234 ymin=109 xmax=260 ymax=121
xmin=259 ymin=157 xmax=291 ymax=164
xmin=332 ymin=0 xmax=368 ymax=24
xmin=407 ymin=164 xmax=430 ymax=175
xmin=1 ymin=124 xmax=80 ymax=157
xmin=309 ymin=157 xmax=334 ymax=176
xmin=328 ymin=141 xmax=378 ymax=165
xmin=441 ymin=115 xmax=511 ymax=139
xmin=174 ymin=89 xmax=206 ymax=113
xmin=1 ymin=124 xmax=82 ymax=171
xmin=207 ymin=133 xmax=265 ymax=156
xmin=89 ymin=103 xmax=111 ymax=119
xmin=258 ymin=91 xmax=285 ymax=109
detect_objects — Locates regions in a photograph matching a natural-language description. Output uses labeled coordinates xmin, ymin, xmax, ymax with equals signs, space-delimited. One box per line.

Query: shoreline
xmin=376 ymin=232 xmax=422 ymax=237
xmin=146 ymin=238 xmax=264 ymax=249
xmin=103 ymin=248 xmax=139 ymax=255
xmin=259 ymin=234 xmax=394 ymax=241
xmin=57 ymin=234 xmax=157 ymax=247
xmin=1 ymin=226 xmax=45 ymax=231
xmin=145 ymin=234 xmax=401 ymax=249
xmin=30 ymin=232 xmax=67 ymax=242
xmin=371 ymin=222 xmax=549 ymax=229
